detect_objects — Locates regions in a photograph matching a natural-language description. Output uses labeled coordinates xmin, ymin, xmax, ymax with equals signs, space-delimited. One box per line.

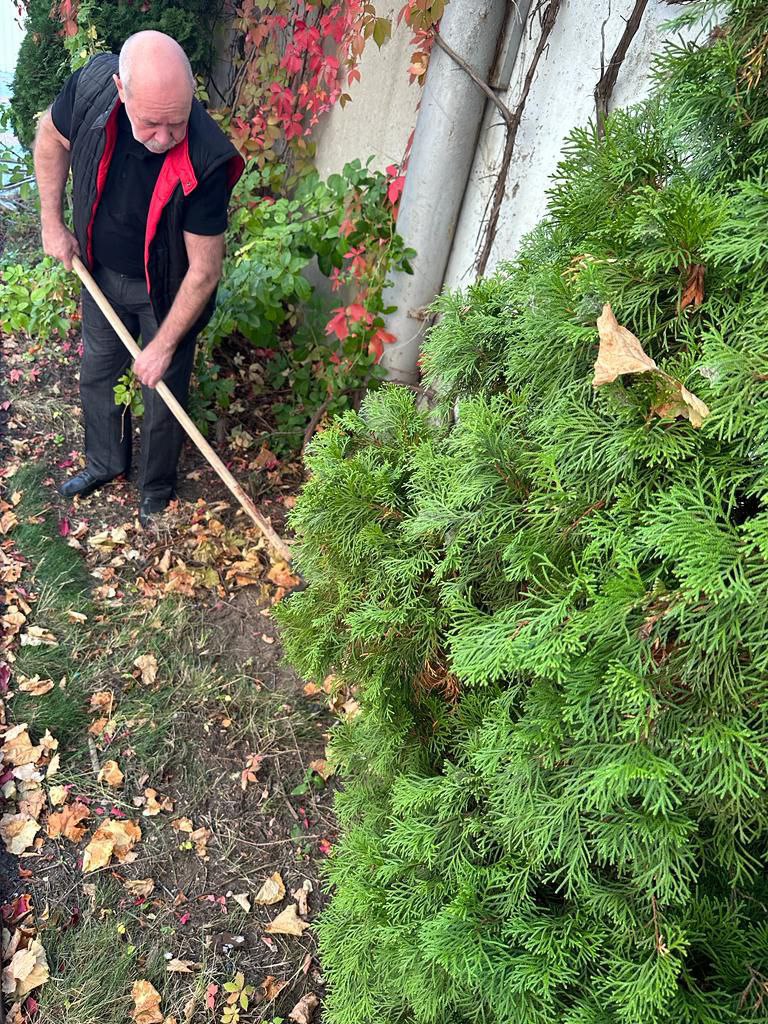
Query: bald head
xmin=114 ymin=32 xmax=194 ymax=154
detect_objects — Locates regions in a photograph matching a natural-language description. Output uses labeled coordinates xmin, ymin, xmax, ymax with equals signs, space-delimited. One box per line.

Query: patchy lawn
xmin=0 ymin=322 xmax=348 ymax=1024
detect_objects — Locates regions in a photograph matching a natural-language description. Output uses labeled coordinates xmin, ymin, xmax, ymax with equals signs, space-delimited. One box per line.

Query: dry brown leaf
xmin=17 ymin=675 xmax=54 ymax=696
xmin=98 ymin=760 xmax=124 ymax=788
xmin=131 ymin=979 xmax=163 ymax=1024
xmin=266 ymin=562 xmax=301 ymax=590
xmin=190 ymin=826 xmax=211 ymax=859
xmin=124 ymin=877 xmax=155 ymax=897
xmin=89 ymin=691 xmax=114 ymax=714
xmin=254 ymin=872 xmax=286 ymax=906
xmin=46 ymin=802 xmax=91 ymax=842
xmin=83 ymin=818 xmax=141 ymax=872
xmin=289 ymin=992 xmax=319 ymax=1024
xmin=166 ymin=959 xmax=199 ymax=973
xmin=265 ymin=904 xmax=311 ymax=937
xmin=1 ymin=725 xmax=42 ymax=767
xmin=1 ymin=939 xmax=49 ymax=999
xmin=680 ymin=263 xmax=705 ymax=311
xmin=20 ymin=626 xmax=57 ymax=648
xmin=171 ymin=817 xmax=194 ymax=833
xmin=308 ymin=759 xmax=334 ymax=781
xmin=261 ymin=975 xmax=288 ymax=1002
xmin=134 ymin=653 xmax=158 ymax=686
xmin=88 ymin=717 xmax=110 ymax=737
xmin=0 ymin=813 xmax=40 ymax=855
xmin=292 ymin=880 xmax=313 ymax=917
xmin=66 ymin=610 xmax=88 ymax=624
xmin=142 ymin=788 xmax=173 ymax=816
xmin=593 ymin=304 xmax=657 ymax=386
xmin=18 ymin=782 xmax=45 ymax=820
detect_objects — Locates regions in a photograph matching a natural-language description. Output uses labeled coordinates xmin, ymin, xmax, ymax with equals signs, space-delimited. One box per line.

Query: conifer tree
xmin=278 ymin=3 xmax=768 ymax=1021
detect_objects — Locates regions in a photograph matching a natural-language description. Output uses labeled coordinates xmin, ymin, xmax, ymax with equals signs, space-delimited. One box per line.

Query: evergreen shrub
xmin=277 ymin=2 xmax=768 ymax=1021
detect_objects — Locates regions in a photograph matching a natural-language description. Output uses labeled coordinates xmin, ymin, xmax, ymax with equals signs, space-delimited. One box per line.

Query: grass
xmin=5 ymin=464 xmax=332 ymax=1024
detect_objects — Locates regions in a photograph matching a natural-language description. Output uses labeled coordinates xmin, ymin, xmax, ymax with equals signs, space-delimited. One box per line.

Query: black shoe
xmin=58 ymin=469 xmax=114 ymax=499
xmin=139 ymin=494 xmax=171 ymax=528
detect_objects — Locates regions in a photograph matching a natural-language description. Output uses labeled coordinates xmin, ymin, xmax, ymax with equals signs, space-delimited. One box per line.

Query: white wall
xmin=443 ymin=0 xmax=706 ymax=288
xmin=314 ymin=0 xmax=710 ymax=291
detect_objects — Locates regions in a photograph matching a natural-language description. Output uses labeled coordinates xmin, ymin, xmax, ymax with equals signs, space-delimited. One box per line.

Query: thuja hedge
xmin=278 ymin=3 xmax=768 ymax=1022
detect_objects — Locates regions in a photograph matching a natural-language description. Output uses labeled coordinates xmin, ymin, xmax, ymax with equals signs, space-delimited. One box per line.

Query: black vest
xmin=69 ymin=53 xmax=244 ymax=334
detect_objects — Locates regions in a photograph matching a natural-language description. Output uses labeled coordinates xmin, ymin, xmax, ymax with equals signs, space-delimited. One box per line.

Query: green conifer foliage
xmin=277 ymin=3 xmax=768 ymax=1021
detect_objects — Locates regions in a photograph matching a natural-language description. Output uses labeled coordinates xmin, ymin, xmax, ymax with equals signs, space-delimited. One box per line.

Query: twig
xmin=594 ymin=0 xmax=650 ymax=135
xmin=87 ymin=736 xmax=101 ymax=777
xmin=432 ymin=31 xmax=514 ymax=127
xmin=475 ymin=0 xmax=563 ymax=275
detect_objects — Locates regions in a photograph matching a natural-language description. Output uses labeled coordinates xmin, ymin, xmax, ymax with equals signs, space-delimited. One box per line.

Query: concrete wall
xmin=314 ymin=0 xmax=708 ymax=284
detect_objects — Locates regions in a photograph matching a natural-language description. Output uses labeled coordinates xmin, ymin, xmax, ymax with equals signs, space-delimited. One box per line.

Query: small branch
xmin=475 ymin=0 xmax=563 ymax=276
xmin=594 ymin=0 xmax=650 ymax=136
xmin=432 ymin=31 xmax=514 ymax=127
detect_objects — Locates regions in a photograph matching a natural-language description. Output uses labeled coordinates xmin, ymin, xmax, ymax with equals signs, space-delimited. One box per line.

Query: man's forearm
xmin=34 ymin=110 xmax=70 ymax=231
xmin=153 ymin=263 xmax=220 ymax=354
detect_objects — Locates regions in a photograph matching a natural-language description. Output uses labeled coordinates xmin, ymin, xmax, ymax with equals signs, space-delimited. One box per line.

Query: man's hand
xmin=42 ymin=223 xmax=80 ymax=271
xmin=133 ymin=339 xmax=174 ymax=389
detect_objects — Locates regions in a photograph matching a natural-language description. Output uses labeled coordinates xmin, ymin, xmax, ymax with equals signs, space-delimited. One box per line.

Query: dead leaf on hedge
xmin=593 ymin=304 xmax=657 ymax=385
xmin=265 ymin=904 xmax=310 ymax=936
xmin=1 ymin=938 xmax=49 ymax=998
xmin=83 ymin=818 xmax=141 ymax=872
xmin=47 ymin=802 xmax=91 ymax=842
xmin=593 ymin=304 xmax=710 ymax=428
xmin=130 ymin=979 xmax=163 ymax=1024
xmin=680 ymin=263 xmax=705 ymax=311
xmin=98 ymin=760 xmax=124 ymax=788
xmin=289 ymin=992 xmax=319 ymax=1024
xmin=0 ymin=813 xmax=40 ymax=854
xmin=254 ymin=872 xmax=286 ymax=906
xmin=17 ymin=676 xmax=54 ymax=696
xmin=134 ymin=654 xmax=158 ymax=686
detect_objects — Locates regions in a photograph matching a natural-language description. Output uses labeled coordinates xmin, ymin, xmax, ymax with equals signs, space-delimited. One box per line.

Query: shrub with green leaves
xmin=277 ymin=3 xmax=768 ymax=1021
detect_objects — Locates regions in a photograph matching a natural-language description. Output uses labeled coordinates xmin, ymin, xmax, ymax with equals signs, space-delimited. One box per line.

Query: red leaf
xmin=326 ymin=308 xmax=349 ymax=340
xmin=58 ymin=517 xmax=70 ymax=537
xmin=206 ymin=983 xmax=219 ymax=1010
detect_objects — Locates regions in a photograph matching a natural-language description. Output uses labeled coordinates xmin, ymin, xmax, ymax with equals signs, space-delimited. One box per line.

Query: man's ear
xmin=113 ymin=74 xmax=126 ymax=103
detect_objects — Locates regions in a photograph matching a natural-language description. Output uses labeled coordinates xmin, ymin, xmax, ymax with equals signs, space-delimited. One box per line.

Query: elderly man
xmin=34 ymin=31 xmax=243 ymax=524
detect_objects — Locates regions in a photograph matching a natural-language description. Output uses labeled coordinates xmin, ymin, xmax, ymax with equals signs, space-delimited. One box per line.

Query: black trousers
xmin=80 ymin=265 xmax=196 ymax=500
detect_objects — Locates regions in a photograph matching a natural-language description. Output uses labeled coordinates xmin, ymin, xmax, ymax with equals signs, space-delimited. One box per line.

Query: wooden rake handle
xmin=72 ymin=256 xmax=292 ymax=564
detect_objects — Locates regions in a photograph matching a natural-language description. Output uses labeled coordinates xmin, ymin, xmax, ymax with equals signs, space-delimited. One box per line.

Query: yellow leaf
xmin=232 ymin=892 xmax=251 ymax=913
xmin=46 ymin=801 xmax=90 ymax=842
xmin=265 ymin=904 xmax=311 ymax=937
xmin=254 ymin=872 xmax=286 ymax=906
xmin=48 ymin=784 xmax=68 ymax=807
xmin=83 ymin=818 xmax=141 ymax=872
xmin=97 ymin=760 xmax=124 ymax=788
xmin=0 ymin=813 xmax=40 ymax=854
xmin=131 ymin=980 xmax=163 ymax=1024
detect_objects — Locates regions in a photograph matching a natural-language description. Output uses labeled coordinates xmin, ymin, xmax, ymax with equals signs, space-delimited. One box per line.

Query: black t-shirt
xmin=51 ymin=69 xmax=228 ymax=278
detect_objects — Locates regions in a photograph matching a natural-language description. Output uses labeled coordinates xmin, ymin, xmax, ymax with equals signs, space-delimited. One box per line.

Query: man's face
xmin=114 ymin=74 xmax=192 ymax=154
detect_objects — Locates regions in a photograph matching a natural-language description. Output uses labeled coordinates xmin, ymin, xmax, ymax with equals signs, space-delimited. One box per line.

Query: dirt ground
xmin=0 ymin=318 xmax=343 ymax=1023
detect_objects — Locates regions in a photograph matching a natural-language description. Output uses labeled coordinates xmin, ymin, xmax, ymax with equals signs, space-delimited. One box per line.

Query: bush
xmin=277 ymin=3 xmax=768 ymax=1022
xmin=10 ymin=0 xmax=219 ymax=148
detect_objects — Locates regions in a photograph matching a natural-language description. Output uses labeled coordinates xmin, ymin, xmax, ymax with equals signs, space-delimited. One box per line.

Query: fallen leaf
xmin=265 ymin=904 xmax=311 ymax=937
xmin=1 ymin=725 xmax=42 ymax=767
xmin=267 ymin=562 xmax=301 ymax=590
xmin=83 ymin=818 xmax=141 ymax=872
xmin=17 ymin=676 xmax=54 ymax=696
xmin=98 ymin=760 xmax=124 ymax=788
xmin=254 ymin=871 xmax=286 ymax=906
xmin=232 ymin=892 xmax=251 ymax=914
xmin=289 ymin=992 xmax=319 ymax=1024
xmin=134 ymin=654 xmax=158 ymax=686
xmin=19 ymin=626 xmax=57 ymax=648
xmin=131 ymin=979 xmax=163 ymax=1024
xmin=593 ymin=304 xmax=657 ymax=386
xmin=308 ymin=758 xmax=334 ymax=781
xmin=124 ymin=877 xmax=155 ymax=897
xmin=261 ymin=975 xmax=288 ymax=1002
xmin=171 ymin=817 xmax=194 ymax=833
xmin=0 ymin=814 xmax=40 ymax=854
xmin=66 ymin=610 xmax=88 ymax=624
xmin=190 ymin=826 xmax=211 ymax=859
xmin=1 ymin=939 xmax=49 ymax=998
xmin=46 ymin=802 xmax=91 ymax=842
xmin=166 ymin=959 xmax=199 ymax=973
xmin=205 ymin=983 xmax=218 ymax=1011
xmin=48 ymin=785 xmax=68 ymax=807
xmin=141 ymin=788 xmax=174 ymax=816
xmin=292 ymin=879 xmax=313 ymax=917
xmin=89 ymin=691 xmax=114 ymax=714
